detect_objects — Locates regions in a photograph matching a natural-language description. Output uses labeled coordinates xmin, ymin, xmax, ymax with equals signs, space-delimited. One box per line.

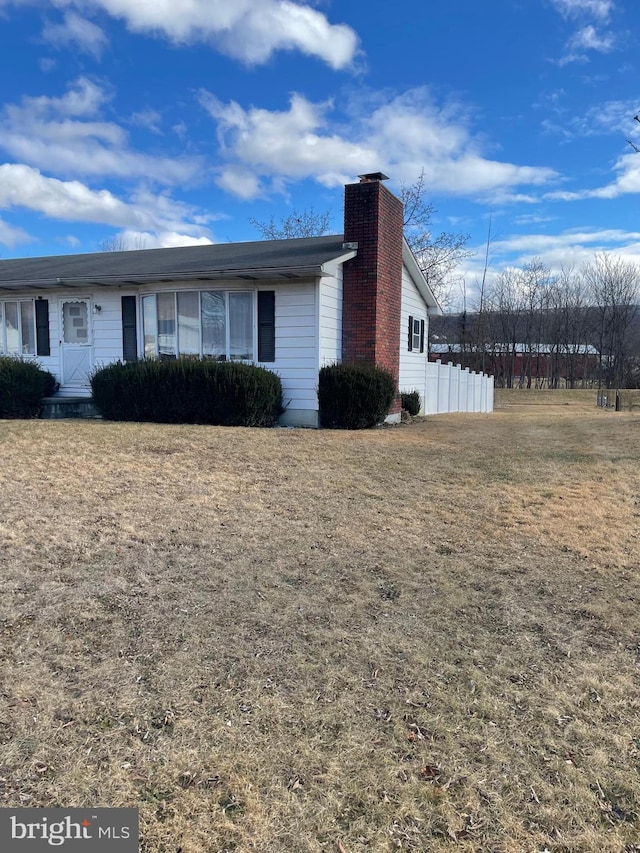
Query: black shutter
xmin=420 ymin=319 xmax=425 ymax=353
xmin=35 ymin=299 xmax=50 ymax=357
xmin=258 ymin=290 xmax=275 ymax=362
xmin=121 ymin=295 xmax=138 ymax=362
xmin=408 ymin=315 xmax=414 ymax=351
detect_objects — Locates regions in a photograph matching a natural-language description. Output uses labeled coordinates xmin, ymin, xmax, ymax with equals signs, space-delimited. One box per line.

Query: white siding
xmin=135 ymin=278 xmax=321 ymax=418
xmin=398 ymin=265 xmax=429 ymax=414
xmin=0 ymin=290 xmax=129 ymax=398
xmin=318 ymin=261 xmax=343 ymax=366
xmin=92 ymin=291 xmax=127 ymax=366
xmin=4 ymin=280 xmax=322 ymax=421
xmin=256 ymin=280 xmax=318 ymax=417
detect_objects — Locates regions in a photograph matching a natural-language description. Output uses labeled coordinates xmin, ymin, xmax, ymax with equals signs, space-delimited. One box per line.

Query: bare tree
xmin=400 ymin=170 xmax=472 ymax=309
xmin=485 ymin=267 xmax=523 ymax=388
xmin=98 ymin=233 xmax=148 ymax=252
xmin=483 ymin=259 xmax=551 ymax=387
xmin=249 ymin=171 xmax=472 ymax=309
xmin=249 ymin=207 xmax=332 ymax=240
xmin=467 ymin=215 xmax=498 ymax=373
xmin=546 ymin=267 xmax=592 ymax=388
xmin=582 ymin=252 xmax=640 ymax=389
xmin=519 ymin=260 xmax=551 ymax=388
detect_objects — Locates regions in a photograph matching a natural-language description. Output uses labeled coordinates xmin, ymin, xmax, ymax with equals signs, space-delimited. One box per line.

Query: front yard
xmin=0 ymin=407 xmax=638 ymax=851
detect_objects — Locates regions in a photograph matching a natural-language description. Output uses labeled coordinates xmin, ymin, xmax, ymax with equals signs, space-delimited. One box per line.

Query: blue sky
xmin=0 ymin=0 xmax=639 ymax=303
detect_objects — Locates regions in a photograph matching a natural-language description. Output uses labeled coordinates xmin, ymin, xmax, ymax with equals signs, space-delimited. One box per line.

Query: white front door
xmin=60 ymin=298 xmax=92 ymax=387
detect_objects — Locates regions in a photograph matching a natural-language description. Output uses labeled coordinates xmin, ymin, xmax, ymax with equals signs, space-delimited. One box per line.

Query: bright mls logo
xmin=0 ymin=809 xmax=138 ymax=850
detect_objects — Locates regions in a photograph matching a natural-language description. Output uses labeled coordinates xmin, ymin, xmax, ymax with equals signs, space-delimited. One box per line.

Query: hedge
xmin=401 ymin=390 xmax=421 ymax=416
xmin=0 ymin=357 xmax=58 ymax=418
xmin=318 ymin=362 xmax=396 ymax=429
xmin=90 ymin=358 xmax=283 ymax=427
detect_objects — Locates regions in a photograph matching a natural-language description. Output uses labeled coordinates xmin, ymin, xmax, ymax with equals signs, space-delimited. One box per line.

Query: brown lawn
xmin=0 ymin=406 xmax=639 ymax=852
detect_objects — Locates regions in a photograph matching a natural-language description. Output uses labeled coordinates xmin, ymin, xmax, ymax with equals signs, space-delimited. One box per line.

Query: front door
xmin=60 ymin=298 xmax=92 ymax=387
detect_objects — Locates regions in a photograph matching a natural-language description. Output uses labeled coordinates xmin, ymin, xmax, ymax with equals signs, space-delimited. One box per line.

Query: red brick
xmin=342 ymin=179 xmax=403 ymax=415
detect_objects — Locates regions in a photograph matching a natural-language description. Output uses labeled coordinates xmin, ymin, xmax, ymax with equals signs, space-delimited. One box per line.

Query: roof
xmin=0 ymin=235 xmax=356 ymax=291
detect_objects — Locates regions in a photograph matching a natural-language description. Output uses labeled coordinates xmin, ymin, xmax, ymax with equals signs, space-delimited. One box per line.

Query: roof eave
xmin=0 ymin=261 xmax=352 ymax=292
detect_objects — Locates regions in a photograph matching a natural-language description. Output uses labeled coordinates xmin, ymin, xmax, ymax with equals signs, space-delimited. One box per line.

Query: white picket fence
xmin=423 ymin=360 xmax=494 ymax=415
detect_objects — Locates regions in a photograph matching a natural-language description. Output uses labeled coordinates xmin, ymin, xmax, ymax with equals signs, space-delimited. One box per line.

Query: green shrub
xmin=318 ymin=362 xmax=396 ymax=429
xmin=0 ymin=356 xmax=57 ymax=418
xmin=401 ymin=390 xmax=421 ymax=416
xmin=90 ymin=358 xmax=283 ymax=426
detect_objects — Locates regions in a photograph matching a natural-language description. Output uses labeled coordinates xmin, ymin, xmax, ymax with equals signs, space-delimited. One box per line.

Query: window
xmin=177 ymin=291 xmax=200 ymax=355
xmin=202 ymin=292 xmax=225 ymax=359
xmin=412 ymin=317 xmax=421 ymax=351
xmin=229 ymin=292 xmax=253 ymax=361
xmin=62 ymin=301 xmax=89 ymax=344
xmin=407 ymin=315 xmax=425 ymax=353
xmin=0 ymin=299 xmax=37 ymax=356
xmin=157 ymin=292 xmax=176 ymax=357
xmin=142 ymin=295 xmax=157 ymax=358
xmin=141 ymin=290 xmax=273 ymax=362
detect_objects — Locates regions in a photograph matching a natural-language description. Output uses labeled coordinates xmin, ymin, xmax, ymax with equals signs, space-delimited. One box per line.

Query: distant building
xmin=430 ymin=343 xmax=599 ymax=388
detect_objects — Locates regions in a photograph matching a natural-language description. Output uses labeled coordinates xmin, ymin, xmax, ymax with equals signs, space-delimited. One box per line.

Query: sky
xmin=0 ymin=0 xmax=639 ymax=305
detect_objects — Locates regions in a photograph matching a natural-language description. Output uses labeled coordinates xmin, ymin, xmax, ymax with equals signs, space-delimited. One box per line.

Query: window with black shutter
xmin=257 ymin=290 xmax=275 ymax=362
xmin=35 ymin=299 xmax=50 ymax=357
xmin=408 ymin=316 xmax=421 ymax=352
xmin=121 ymin=295 xmax=138 ymax=361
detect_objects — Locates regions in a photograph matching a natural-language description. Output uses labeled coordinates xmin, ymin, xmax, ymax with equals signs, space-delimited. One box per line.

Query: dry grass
xmin=495 ymin=389 xmax=598 ymax=407
xmin=1 ymin=408 xmax=639 ymax=852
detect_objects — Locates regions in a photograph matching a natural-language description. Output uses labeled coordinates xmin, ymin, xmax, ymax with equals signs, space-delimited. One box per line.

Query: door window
xmin=62 ymin=301 xmax=89 ymax=344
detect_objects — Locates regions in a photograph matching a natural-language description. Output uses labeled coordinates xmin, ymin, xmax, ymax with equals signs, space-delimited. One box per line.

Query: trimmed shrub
xmin=318 ymin=362 xmax=396 ymax=429
xmin=90 ymin=358 xmax=283 ymax=427
xmin=0 ymin=356 xmax=57 ymax=418
xmin=401 ymin=390 xmax=421 ymax=416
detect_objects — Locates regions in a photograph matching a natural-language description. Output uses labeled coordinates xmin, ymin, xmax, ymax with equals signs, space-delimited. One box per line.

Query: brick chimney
xmin=342 ymin=172 xmax=403 ymax=416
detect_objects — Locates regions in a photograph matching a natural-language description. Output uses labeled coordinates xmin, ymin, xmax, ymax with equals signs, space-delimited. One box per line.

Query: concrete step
xmin=41 ymin=397 xmax=102 ymax=420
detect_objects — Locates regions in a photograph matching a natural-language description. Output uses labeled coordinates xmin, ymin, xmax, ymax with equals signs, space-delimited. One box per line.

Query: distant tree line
xmin=431 ymin=253 xmax=640 ymax=390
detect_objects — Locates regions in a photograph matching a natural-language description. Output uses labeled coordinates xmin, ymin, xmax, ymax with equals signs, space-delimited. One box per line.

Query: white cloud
xmin=42 ymin=11 xmax=108 ymax=59
xmin=545 ymin=149 xmax=640 ymax=201
xmin=0 ymin=216 xmax=32 ymax=248
xmin=110 ymin=229 xmax=214 ymax=249
xmin=491 ymin=227 xmax=640 ymax=256
xmin=552 ymin=51 xmax=590 ymax=67
xmin=549 ymin=0 xmax=618 ymax=65
xmin=542 ymin=98 xmax=638 ymax=140
xmin=128 ymin=109 xmax=163 ymax=135
xmin=550 ymin=0 xmax=614 ymax=20
xmin=0 ymin=163 xmax=213 ymax=237
xmin=568 ymin=24 xmax=615 ymax=52
xmin=457 ymin=224 xmax=640 ymax=296
xmin=0 ymin=78 xmax=201 ymax=184
xmin=513 ymin=214 xmax=558 ymax=225
xmin=201 ymin=88 xmax=558 ymax=201
xmin=1 ymin=0 xmax=359 ymax=68
xmin=492 ymin=228 xmax=640 ymax=274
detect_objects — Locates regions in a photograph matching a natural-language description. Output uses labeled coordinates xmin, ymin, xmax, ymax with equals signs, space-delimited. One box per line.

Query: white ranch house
xmin=0 ymin=175 xmax=493 ymax=424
